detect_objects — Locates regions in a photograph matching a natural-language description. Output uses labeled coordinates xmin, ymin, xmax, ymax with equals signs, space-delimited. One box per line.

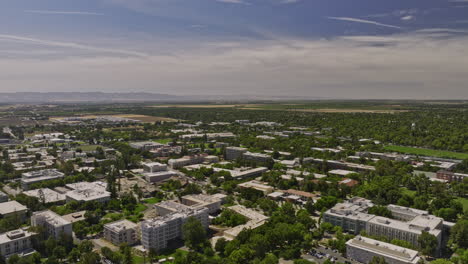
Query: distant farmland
xmin=384 ymin=145 xmax=468 ymax=160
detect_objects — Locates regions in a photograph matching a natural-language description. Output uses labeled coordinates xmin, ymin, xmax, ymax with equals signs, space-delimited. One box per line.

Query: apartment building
xmin=225 ymin=147 xmax=247 ymax=160
xmin=180 ymin=194 xmax=224 ymax=214
xmin=104 ymin=219 xmax=139 ymax=246
xmin=21 ymin=169 xmax=65 ymax=190
xmin=238 ymin=180 xmax=274 ymax=194
xmin=346 ymin=236 xmax=421 ymax=264
xmin=323 ymin=197 xmax=449 ymax=250
xmin=140 ymin=207 xmax=209 ymax=251
xmin=0 ymin=229 xmax=35 ymax=258
xmin=31 ymin=210 xmax=72 ymax=239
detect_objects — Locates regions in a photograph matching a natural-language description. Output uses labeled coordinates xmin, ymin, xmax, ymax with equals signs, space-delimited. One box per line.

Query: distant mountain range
xmin=0 ymin=92 xmax=329 ymax=103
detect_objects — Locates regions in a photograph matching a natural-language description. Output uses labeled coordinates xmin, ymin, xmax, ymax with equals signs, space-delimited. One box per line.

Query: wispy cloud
xmin=327 ymin=16 xmax=402 ymax=29
xmin=401 ymin=15 xmax=414 ymax=21
xmin=25 ymin=10 xmax=104 ymax=16
xmin=215 ymin=0 xmax=246 ymax=4
xmin=0 ymin=34 xmax=147 ymax=57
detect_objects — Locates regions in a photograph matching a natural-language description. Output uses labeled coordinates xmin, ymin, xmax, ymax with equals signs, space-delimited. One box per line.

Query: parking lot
xmin=302 ymin=245 xmax=360 ymax=264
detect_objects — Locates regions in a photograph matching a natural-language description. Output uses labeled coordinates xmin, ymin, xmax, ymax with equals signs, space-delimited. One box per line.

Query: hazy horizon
xmin=1 ymin=0 xmax=468 ymax=99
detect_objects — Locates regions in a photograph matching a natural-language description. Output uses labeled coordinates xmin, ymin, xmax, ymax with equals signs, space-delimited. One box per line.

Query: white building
xmin=65 ymin=181 xmax=111 ymax=203
xmin=23 ymin=188 xmax=66 ymax=204
xmin=238 ymin=180 xmax=274 ymax=194
xmin=225 ymin=147 xmax=247 ymax=161
xmin=141 ymin=207 xmax=208 ymax=251
xmin=21 ymin=169 xmax=65 ymax=190
xmin=0 ymin=229 xmax=35 ymax=258
xmin=168 ymin=154 xmax=206 ymax=169
xmin=142 ymin=162 xmax=167 ymax=173
xmin=346 ymin=236 xmax=421 ymax=264
xmin=180 ymin=194 xmax=224 ymax=214
xmin=31 ymin=210 xmax=72 ymax=239
xmin=104 ymin=219 xmax=139 ymax=246
xmin=143 ymin=171 xmax=177 ymax=183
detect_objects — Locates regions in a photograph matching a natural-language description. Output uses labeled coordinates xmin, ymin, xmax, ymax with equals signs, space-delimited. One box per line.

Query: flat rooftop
xmin=0 ymin=201 xmax=28 ymax=215
xmin=105 ymin=219 xmax=138 ymax=232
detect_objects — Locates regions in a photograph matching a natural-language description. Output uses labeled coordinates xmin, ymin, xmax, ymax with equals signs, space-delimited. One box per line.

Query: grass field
xmin=154 ymin=138 xmax=172 ymax=144
xmin=79 ymin=145 xmax=101 ymax=151
xmin=143 ymin=197 xmax=162 ymax=204
xmin=384 ymin=145 xmax=468 ymax=159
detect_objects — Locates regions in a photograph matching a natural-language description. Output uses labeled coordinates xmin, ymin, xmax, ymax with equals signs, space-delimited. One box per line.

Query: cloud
xmin=0 ymin=34 xmax=148 ymax=57
xmin=25 ymin=10 xmax=104 ymax=16
xmin=327 ymin=17 xmax=402 ymax=29
xmin=401 ymin=15 xmax=414 ymax=21
xmin=215 ymin=0 xmax=246 ymax=4
xmin=0 ymin=29 xmax=468 ymax=99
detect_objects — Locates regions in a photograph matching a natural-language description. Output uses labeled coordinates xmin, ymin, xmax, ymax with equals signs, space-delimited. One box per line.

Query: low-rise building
xmin=31 ymin=210 xmax=72 ymax=239
xmin=104 ymin=219 xmax=139 ymax=246
xmin=21 ymin=169 xmax=65 ymax=190
xmin=238 ymin=180 xmax=274 ymax=194
xmin=23 ymin=188 xmax=66 ymax=204
xmin=346 ymin=236 xmax=421 ymax=264
xmin=65 ymin=181 xmax=111 ymax=203
xmin=225 ymin=147 xmax=247 ymax=160
xmin=0 ymin=201 xmax=28 ymax=222
xmin=129 ymin=141 xmax=164 ymax=151
xmin=142 ymin=162 xmax=167 ymax=173
xmin=221 ymin=205 xmax=269 ymax=240
xmin=143 ymin=171 xmax=178 ymax=183
xmin=436 ymin=170 xmax=468 ymax=182
xmin=242 ymin=152 xmax=272 ymax=163
xmin=0 ymin=229 xmax=35 ymax=258
xmin=180 ymin=194 xmax=224 ymax=214
xmin=0 ymin=191 xmax=8 ymax=203
xmin=168 ymin=154 xmax=207 ymax=169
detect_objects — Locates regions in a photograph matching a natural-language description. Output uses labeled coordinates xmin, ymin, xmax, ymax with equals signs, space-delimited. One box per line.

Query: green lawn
xmin=384 ymin=145 xmax=468 ymax=160
xmin=401 ymin=187 xmax=417 ymax=197
xmin=79 ymin=144 xmax=102 ymax=151
xmin=154 ymin=138 xmax=172 ymax=144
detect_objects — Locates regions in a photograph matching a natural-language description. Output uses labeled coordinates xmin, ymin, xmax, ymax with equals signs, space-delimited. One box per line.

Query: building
xmin=238 ymin=180 xmax=274 ymax=194
xmin=221 ymin=205 xmax=269 ymax=240
xmin=242 ymin=152 xmax=272 ymax=163
xmin=225 ymin=147 xmax=247 ymax=160
xmin=129 ymin=141 xmax=164 ymax=151
xmin=323 ymin=197 xmax=449 ymax=250
xmin=21 ymin=169 xmax=65 ymax=190
xmin=339 ymin=178 xmax=359 ymax=188
xmin=23 ymin=188 xmax=66 ymax=204
xmin=436 ymin=170 xmax=468 ymax=182
xmin=180 ymin=194 xmax=224 ymax=214
xmin=31 ymin=210 xmax=72 ymax=239
xmin=65 ymin=181 xmax=111 ymax=203
xmin=104 ymin=220 xmax=139 ymax=246
xmin=346 ymin=236 xmax=421 ymax=264
xmin=143 ymin=171 xmax=177 ymax=183
xmin=329 ymin=169 xmax=355 ymax=177
xmin=0 ymin=229 xmax=35 ymax=258
xmin=0 ymin=191 xmax=8 ymax=203
xmin=140 ymin=207 xmax=208 ymax=251
xmin=168 ymin=154 xmax=207 ymax=169
xmin=142 ymin=162 xmax=167 ymax=173
xmin=0 ymin=201 xmax=28 ymax=222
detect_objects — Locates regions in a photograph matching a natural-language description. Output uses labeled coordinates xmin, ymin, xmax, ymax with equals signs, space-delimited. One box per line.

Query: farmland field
xmin=384 ymin=145 xmax=468 ymax=159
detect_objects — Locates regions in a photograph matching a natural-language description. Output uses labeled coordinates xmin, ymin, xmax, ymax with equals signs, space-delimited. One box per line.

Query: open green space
xmin=143 ymin=197 xmax=162 ymax=204
xmin=79 ymin=144 xmax=101 ymax=151
xmin=154 ymin=138 xmax=172 ymax=144
xmin=384 ymin=145 xmax=468 ymax=160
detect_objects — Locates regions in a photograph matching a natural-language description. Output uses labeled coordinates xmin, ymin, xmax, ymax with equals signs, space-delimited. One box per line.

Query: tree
xmin=215 ymin=238 xmax=228 ymax=256
xmin=261 ymin=253 xmax=279 ymax=264
xmin=450 ymin=219 xmax=468 ymax=248
xmin=369 ymin=256 xmax=387 ymax=264
xmin=418 ymin=231 xmax=438 ymax=256
xmin=182 ymin=217 xmax=207 ymax=251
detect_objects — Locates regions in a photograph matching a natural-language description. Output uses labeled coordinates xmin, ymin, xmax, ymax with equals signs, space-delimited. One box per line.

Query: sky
xmin=1 ymin=0 xmax=468 ymax=99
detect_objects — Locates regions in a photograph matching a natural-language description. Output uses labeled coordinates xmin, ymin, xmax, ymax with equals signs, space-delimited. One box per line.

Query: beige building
xmin=104 ymin=220 xmax=139 ymax=246
xmin=0 ymin=201 xmax=28 ymax=222
xmin=346 ymin=236 xmax=421 ymax=264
